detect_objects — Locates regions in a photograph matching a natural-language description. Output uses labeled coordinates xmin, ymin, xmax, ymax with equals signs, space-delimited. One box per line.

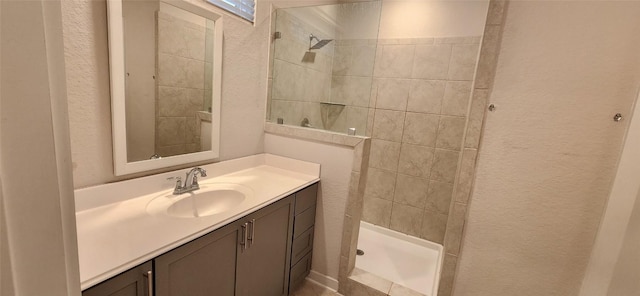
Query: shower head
xmin=310 ymin=39 xmax=334 ymax=50
xmin=308 ymin=33 xmax=333 ymax=50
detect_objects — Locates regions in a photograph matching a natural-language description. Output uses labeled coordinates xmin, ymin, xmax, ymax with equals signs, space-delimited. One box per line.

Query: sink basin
xmin=146 ymin=183 xmax=253 ymax=218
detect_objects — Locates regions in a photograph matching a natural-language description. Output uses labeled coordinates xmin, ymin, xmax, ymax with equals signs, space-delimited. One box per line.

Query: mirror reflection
xmin=123 ymin=0 xmax=216 ymax=162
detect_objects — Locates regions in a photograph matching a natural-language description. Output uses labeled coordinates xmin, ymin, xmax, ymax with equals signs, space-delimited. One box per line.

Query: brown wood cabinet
xmin=82 ymin=261 xmax=152 ymax=296
xmin=82 ymin=182 xmax=318 ymax=296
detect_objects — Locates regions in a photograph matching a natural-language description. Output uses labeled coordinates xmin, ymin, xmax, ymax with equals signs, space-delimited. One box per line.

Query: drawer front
xmin=293 ymin=206 xmax=315 ymax=239
xmin=291 ymin=226 xmax=314 ymax=266
xmin=289 ymin=252 xmax=312 ymax=293
xmin=294 ymin=183 xmax=317 ymax=214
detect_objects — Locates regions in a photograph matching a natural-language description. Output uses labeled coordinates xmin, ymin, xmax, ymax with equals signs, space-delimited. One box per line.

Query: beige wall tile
xmin=362 ymin=196 xmax=393 ymax=227
xmin=427 ymin=180 xmax=454 ymax=215
xmin=366 ymin=108 xmax=375 ymax=137
xmin=412 ymin=44 xmax=452 ymax=79
xmin=375 ymin=78 xmax=412 ymax=111
xmin=158 ymin=15 xmax=206 ymax=60
xmin=407 ymin=80 xmax=446 ymax=114
xmin=374 ymin=44 xmax=416 ymax=78
xmin=348 ymin=269 xmax=392 ymax=296
xmin=389 ymin=283 xmax=425 ymax=296
xmin=156 ymin=117 xmax=186 ymax=146
xmin=158 ymin=53 xmax=205 ymax=89
xmin=184 ymin=116 xmax=199 ymax=144
xmin=436 ymin=116 xmax=466 ymax=151
xmin=437 ymin=254 xmax=458 ymax=296
xmin=475 ymin=25 xmax=502 ymax=89
xmin=448 ymin=44 xmax=480 ymax=81
xmin=369 ymin=139 xmax=401 ymax=171
xmin=302 ymin=102 xmax=323 ymax=129
xmin=486 ymin=0 xmax=507 ymax=25
xmin=303 ymin=68 xmax=329 ymax=102
xmin=441 ymin=81 xmax=472 ymax=117
xmin=369 ymin=79 xmax=379 ymax=108
xmin=397 ymin=143 xmax=435 ymax=178
xmin=372 ymin=109 xmax=406 ymax=142
xmin=346 ymin=106 xmax=369 ymax=136
xmin=390 ymin=203 xmax=423 ymax=237
xmin=350 ymin=45 xmax=378 ymax=76
xmin=155 ymin=144 xmax=186 ymax=157
xmin=464 ymin=89 xmax=489 ymax=148
xmin=273 ymin=59 xmax=304 ymax=101
xmin=364 ymin=167 xmax=397 ymax=201
xmin=158 ymin=87 xmax=204 ymax=117
xmin=274 ymin=35 xmax=308 ymax=66
xmin=420 ymin=210 xmax=448 ymax=244
xmin=331 ymin=75 xmax=372 ymax=107
xmin=271 ymin=99 xmax=303 ymax=126
xmin=431 ymin=149 xmax=460 ymax=183
xmin=332 ymin=45 xmax=351 ymax=76
xmin=393 ymin=174 xmax=429 ymax=209
xmin=444 ymin=202 xmax=467 ymax=255
xmin=454 ymin=149 xmax=478 ymax=204
xmin=402 ymin=112 xmax=439 ymax=147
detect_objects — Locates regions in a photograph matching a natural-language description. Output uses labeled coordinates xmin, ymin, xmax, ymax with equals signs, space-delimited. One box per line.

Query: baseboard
xmin=307 ymin=270 xmax=339 ymax=291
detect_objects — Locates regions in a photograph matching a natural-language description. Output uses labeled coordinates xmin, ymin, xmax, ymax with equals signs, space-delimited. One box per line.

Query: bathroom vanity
xmin=76 ymin=154 xmax=319 ymax=296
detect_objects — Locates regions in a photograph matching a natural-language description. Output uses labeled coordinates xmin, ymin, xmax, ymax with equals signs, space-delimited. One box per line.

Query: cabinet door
xmin=83 ymin=261 xmax=152 ymax=296
xmin=236 ymin=196 xmax=294 ymax=296
xmin=155 ymin=221 xmax=242 ymax=296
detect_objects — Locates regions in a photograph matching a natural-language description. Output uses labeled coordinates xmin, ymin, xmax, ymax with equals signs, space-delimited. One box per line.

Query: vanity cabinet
xmin=82 ymin=261 xmax=152 ymax=296
xmin=82 ymin=182 xmax=318 ymax=296
xmin=288 ymin=183 xmax=318 ymax=292
xmin=155 ymin=221 xmax=241 ymax=296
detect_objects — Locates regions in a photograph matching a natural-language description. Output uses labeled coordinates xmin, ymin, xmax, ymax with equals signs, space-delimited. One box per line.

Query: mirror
xmin=107 ymin=0 xmax=223 ymax=176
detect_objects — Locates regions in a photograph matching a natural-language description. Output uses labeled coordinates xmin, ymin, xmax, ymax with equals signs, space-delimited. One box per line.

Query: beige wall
xmin=454 ymin=1 xmax=640 ymax=295
xmin=1 ymin=1 xmax=80 ymax=295
xmin=378 ymin=0 xmax=488 ymax=39
xmin=63 ymin=0 xmax=274 ymax=188
xmin=607 ymin=188 xmax=640 ymax=295
xmin=265 ymin=133 xmax=355 ymax=287
xmin=123 ymin=0 xmax=157 ymax=161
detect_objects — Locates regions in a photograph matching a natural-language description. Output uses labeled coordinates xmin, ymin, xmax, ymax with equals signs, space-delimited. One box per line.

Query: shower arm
xmin=309 ymin=34 xmax=320 ymax=50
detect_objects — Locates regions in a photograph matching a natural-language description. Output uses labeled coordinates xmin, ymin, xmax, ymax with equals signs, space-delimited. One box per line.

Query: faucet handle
xmin=167 ymin=176 xmax=182 ymax=187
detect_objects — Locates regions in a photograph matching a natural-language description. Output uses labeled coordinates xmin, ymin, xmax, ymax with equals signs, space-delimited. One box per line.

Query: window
xmin=206 ymin=0 xmax=255 ymax=23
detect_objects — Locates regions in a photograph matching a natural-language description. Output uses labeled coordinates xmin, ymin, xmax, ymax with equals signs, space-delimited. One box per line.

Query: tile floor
xmin=291 ymin=279 xmax=342 ymax=296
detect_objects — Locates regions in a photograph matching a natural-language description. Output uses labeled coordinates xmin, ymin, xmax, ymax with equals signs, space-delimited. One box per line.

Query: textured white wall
xmin=454 ymin=1 xmax=640 ymax=295
xmin=264 ymin=133 xmax=354 ymax=286
xmin=63 ymin=0 xmax=272 ymax=188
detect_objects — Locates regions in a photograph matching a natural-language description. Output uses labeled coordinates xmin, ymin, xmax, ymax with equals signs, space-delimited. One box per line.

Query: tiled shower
xmin=363 ymin=37 xmax=480 ymax=244
xmin=267 ymin=1 xmax=493 ymax=295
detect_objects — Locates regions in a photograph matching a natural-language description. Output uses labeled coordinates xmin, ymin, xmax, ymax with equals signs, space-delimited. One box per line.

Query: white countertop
xmin=75 ymin=154 xmax=320 ymax=290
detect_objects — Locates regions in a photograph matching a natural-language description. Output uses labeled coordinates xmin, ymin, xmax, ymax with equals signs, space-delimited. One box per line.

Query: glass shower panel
xmin=267 ymin=1 xmax=383 ymax=136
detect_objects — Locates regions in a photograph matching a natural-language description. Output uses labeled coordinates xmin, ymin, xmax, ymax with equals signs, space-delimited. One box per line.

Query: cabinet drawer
xmin=289 ymin=252 xmax=312 ymax=293
xmin=291 ymin=226 xmax=314 ymax=266
xmin=294 ymin=183 xmax=317 ymax=214
xmin=293 ymin=206 xmax=315 ymax=239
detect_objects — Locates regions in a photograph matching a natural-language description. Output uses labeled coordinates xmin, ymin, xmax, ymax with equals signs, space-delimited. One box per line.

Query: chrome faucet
xmin=173 ymin=167 xmax=207 ymax=195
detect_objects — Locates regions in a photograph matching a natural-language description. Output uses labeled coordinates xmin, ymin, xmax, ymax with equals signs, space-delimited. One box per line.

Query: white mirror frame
xmin=107 ymin=0 xmax=223 ymax=176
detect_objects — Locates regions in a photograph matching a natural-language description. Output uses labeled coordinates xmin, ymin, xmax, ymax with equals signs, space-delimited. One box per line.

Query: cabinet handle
xmin=143 ymin=270 xmax=153 ymax=296
xmin=248 ymin=219 xmax=256 ymax=247
xmin=241 ymin=222 xmax=248 ymax=251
